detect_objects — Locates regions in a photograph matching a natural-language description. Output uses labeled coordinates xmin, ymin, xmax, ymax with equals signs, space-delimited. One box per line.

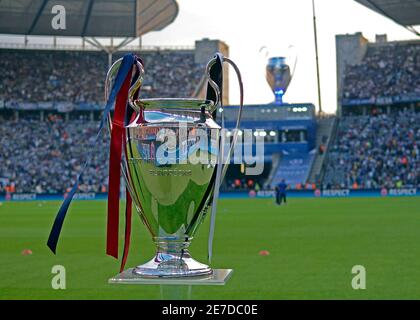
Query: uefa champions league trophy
xmin=105 ymin=54 xmax=243 ymax=280
xmin=260 ymin=46 xmax=297 ymax=104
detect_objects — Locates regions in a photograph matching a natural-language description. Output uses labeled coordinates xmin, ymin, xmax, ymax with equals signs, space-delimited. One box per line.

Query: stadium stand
xmin=1 ymin=35 xmax=419 ymax=194
xmin=307 ymin=115 xmax=337 ymax=185
xmin=0 ymin=50 xmax=105 ymax=105
xmin=0 ymin=48 xmax=204 ymax=194
xmin=0 ymin=116 xmax=109 ymax=194
xmin=341 ymin=41 xmax=420 ymax=102
xmin=0 ymin=49 xmax=202 ymax=108
xmin=222 ymin=103 xmax=318 ymax=191
xmin=323 ymin=37 xmax=420 ymax=190
xmin=323 ymin=109 xmax=419 ymax=189
xmin=270 ymin=151 xmax=316 ymax=189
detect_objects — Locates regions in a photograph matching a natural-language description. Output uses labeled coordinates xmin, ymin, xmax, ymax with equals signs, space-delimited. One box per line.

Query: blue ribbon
xmin=47 ymin=53 xmax=136 ymax=254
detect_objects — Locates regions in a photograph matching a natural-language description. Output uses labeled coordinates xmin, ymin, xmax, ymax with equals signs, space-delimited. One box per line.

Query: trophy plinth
xmin=109 ymin=268 xmax=233 ymax=286
xmin=109 ymin=268 xmax=234 ymax=299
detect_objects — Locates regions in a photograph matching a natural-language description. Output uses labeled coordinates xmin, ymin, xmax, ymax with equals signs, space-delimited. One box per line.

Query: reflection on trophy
xmin=266 ymin=57 xmax=291 ymax=104
xmin=105 ymin=55 xmax=243 ymax=279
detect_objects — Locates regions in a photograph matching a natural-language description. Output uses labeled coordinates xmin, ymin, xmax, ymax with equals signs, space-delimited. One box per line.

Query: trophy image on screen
xmin=104 ymin=54 xmax=243 ymax=279
xmin=261 ymin=46 xmax=297 ymax=105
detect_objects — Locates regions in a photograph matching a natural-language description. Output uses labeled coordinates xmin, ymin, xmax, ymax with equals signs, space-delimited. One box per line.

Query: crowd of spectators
xmin=0 ymin=48 xmax=207 ymax=194
xmin=2 ymin=46 xmax=420 ymax=193
xmin=342 ymin=42 xmax=420 ymax=101
xmin=0 ymin=115 xmax=109 ymax=194
xmin=0 ymin=50 xmax=106 ymax=105
xmin=137 ymin=51 xmax=203 ymax=99
xmin=0 ymin=49 xmax=203 ymax=107
xmin=323 ymin=109 xmax=419 ymax=190
xmin=3 ymin=108 xmax=418 ymax=193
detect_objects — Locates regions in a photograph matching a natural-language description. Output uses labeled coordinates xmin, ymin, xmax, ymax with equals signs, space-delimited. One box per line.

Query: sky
xmin=1 ymin=0 xmax=418 ymax=113
xmin=140 ymin=0 xmax=418 ymax=113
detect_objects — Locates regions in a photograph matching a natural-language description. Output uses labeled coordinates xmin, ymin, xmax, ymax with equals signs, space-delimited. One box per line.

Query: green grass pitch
xmin=0 ymin=197 xmax=419 ymax=299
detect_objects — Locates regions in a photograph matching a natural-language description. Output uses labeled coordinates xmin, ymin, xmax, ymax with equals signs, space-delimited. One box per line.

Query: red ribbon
xmin=106 ymin=69 xmax=132 ymax=259
xmin=119 ymin=79 xmax=142 ymax=272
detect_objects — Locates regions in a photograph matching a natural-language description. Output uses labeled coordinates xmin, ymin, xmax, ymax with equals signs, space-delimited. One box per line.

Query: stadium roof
xmin=0 ymin=0 xmax=179 ymax=37
xmin=354 ymin=0 xmax=420 ymax=26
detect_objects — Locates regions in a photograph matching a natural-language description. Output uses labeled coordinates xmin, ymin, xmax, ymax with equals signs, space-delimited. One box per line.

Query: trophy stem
xmin=154 ymin=238 xmax=191 ymax=254
xmin=132 ymin=238 xmax=212 ymax=278
xmin=274 ymin=90 xmax=284 ymax=104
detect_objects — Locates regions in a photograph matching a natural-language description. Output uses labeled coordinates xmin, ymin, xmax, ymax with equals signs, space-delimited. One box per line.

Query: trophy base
xmin=109 ymin=268 xmax=233 ymax=285
xmin=132 ymin=252 xmax=212 ymax=278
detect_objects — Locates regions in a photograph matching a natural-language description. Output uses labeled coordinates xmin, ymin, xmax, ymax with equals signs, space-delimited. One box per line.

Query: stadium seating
xmin=323 ymin=109 xmax=419 ymax=189
xmin=0 ymin=49 xmax=203 ymax=108
xmin=328 ymin=40 xmax=420 ymax=190
xmin=0 ymin=48 xmax=204 ymax=194
xmin=0 ymin=42 xmax=419 ymax=194
xmin=271 ymin=151 xmax=316 ymax=189
xmin=342 ymin=42 xmax=420 ymax=102
xmin=0 ymin=117 xmax=109 ymax=194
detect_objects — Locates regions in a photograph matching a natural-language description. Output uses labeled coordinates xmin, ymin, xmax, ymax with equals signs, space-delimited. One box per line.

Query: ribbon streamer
xmin=106 ymin=70 xmax=132 ymax=258
xmin=47 ymin=53 xmax=136 ymax=255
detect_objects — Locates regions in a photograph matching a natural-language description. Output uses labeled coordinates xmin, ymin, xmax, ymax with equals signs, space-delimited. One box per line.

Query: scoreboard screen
xmin=223 ymin=103 xmax=316 ymax=122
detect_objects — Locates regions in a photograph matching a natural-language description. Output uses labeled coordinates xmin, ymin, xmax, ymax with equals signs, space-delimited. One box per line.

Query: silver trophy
xmin=261 ymin=46 xmax=297 ymax=104
xmin=105 ymin=55 xmax=243 ymax=278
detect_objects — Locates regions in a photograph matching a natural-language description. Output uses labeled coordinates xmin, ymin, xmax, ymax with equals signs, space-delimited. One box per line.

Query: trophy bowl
xmin=124 ymin=98 xmax=220 ymax=278
xmin=266 ymin=56 xmax=292 ymax=104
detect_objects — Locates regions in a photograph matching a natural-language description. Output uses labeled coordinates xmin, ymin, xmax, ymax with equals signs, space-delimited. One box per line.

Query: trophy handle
xmin=287 ymin=45 xmax=298 ymax=80
xmin=205 ymin=56 xmax=244 ymax=179
xmin=258 ymin=46 xmax=269 ymax=60
xmin=205 ymin=58 xmax=221 ymax=113
xmin=104 ymin=57 xmax=145 ymax=119
xmin=206 ymin=55 xmax=244 ymax=263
